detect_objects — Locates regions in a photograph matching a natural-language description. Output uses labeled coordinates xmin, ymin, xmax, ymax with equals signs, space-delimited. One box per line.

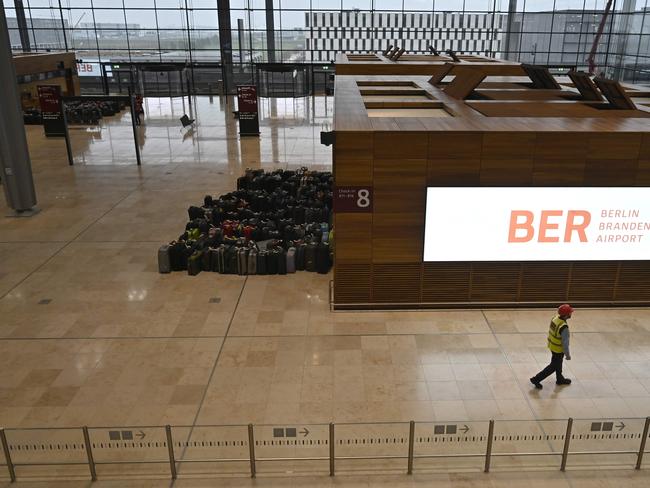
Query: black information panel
xmin=237 ymin=85 xmax=260 ymax=136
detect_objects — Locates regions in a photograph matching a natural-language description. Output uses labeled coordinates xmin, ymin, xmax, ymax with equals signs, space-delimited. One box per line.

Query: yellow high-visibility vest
xmin=547 ymin=315 xmax=568 ymax=353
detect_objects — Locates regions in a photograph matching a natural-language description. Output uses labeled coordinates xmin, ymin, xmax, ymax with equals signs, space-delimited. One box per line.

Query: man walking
xmin=530 ymin=304 xmax=574 ymax=389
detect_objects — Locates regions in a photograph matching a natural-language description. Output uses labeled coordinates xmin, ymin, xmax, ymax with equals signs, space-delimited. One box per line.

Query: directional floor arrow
xmin=459 ymin=425 xmax=470 ymax=434
xmin=300 ymin=428 xmax=310 ymax=437
xmin=616 ymin=422 xmax=625 ymax=431
xmin=136 ymin=430 xmax=146 ymax=439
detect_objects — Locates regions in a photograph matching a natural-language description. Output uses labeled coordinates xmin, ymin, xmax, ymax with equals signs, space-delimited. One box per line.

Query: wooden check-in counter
xmin=332 ymin=63 xmax=650 ymax=309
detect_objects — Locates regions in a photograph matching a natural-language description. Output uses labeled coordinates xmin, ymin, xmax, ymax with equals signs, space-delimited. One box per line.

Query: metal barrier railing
xmin=1 ymin=416 xmax=648 ymax=482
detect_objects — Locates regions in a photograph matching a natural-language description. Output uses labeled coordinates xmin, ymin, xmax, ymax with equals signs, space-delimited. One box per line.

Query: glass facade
xmin=4 ymin=0 xmax=650 ymax=87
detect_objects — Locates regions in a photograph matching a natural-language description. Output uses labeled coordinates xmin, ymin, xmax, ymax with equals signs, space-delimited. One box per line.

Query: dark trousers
xmin=532 ymin=352 xmax=566 ymax=383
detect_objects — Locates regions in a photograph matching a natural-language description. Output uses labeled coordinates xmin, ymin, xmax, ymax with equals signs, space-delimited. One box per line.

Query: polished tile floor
xmin=1 ymin=96 xmax=649 ymax=485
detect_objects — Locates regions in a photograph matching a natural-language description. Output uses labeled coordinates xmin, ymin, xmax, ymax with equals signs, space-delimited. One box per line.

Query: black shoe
xmin=530 ymin=377 xmax=542 ymax=389
xmin=556 ymin=378 xmax=572 ymax=385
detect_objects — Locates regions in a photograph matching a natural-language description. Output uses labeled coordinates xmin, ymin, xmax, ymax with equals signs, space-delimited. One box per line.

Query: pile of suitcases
xmin=65 ymin=100 xmax=125 ymax=125
xmin=158 ymin=167 xmax=334 ymax=276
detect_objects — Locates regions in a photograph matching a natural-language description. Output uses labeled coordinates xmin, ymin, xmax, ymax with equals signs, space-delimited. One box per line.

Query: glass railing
xmin=1 ymin=416 xmax=648 ymax=482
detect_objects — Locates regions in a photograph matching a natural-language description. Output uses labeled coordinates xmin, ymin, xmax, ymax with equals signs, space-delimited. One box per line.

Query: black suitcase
xmin=293 ymin=206 xmax=306 ymax=225
xmin=188 ymin=251 xmax=203 ymax=276
xmin=305 ymin=243 xmax=317 ymax=272
xmin=225 ymin=247 xmax=238 ymax=274
xmin=216 ymin=246 xmax=227 ymax=273
xmin=296 ymin=244 xmax=306 ymax=271
xmin=257 ymin=250 xmax=268 ymax=275
xmin=267 ymin=249 xmax=279 ymax=275
xmin=201 ymin=248 xmax=212 ymax=271
xmin=188 ymin=206 xmax=204 ymax=220
xmin=209 ymin=248 xmax=220 ymax=272
xmin=238 ymin=248 xmax=248 ymax=275
xmin=169 ymin=242 xmax=190 ymax=271
xmin=278 ymin=248 xmax=287 ymax=275
xmin=316 ymin=243 xmax=331 ymax=274
xmin=158 ymin=244 xmax=171 ymax=273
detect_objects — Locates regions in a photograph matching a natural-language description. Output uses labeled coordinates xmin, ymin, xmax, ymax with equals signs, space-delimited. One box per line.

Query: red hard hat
xmin=558 ymin=304 xmax=574 ymax=316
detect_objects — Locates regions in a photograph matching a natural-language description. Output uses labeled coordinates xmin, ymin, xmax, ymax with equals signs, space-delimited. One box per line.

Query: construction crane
xmin=587 ymin=0 xmax=613 ymax=75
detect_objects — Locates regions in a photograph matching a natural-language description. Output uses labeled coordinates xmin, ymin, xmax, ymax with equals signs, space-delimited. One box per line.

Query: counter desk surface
xmin=333 ymin=74 xmax=650 ymax=134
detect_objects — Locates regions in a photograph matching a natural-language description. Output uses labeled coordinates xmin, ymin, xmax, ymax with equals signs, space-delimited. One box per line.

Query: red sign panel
xmin=38 ymin=85 xmax=61 ymax=114
xmin=37 ymin=85 xmax=65 ymax=137
xmin=334 ymin=186 xmax=373 ymax=213
xmin=237 ymin=85 xmax=258 ymax=112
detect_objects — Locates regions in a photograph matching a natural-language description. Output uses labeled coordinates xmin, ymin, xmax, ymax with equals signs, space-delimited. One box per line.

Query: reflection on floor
xmin=0 ymin=95 xmax=649 ymax=485
xmin=59 ymin=95 xmax=332 ymax=166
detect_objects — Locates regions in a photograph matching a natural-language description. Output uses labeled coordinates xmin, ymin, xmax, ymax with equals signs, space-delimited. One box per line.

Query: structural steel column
xmin=0 ymin=6 xmax=37 ymax=212
xmin=14 ymin=0 xmax=31 ymax=52
xmin=503 ymin=0 xmax=518 ymax=60
xmin=238 ymin=18 xmax=245 ymax=64
xmin=217 ymin=0 xmax=234 ymax=94
xmin=266 ymin=0 xmax=275 ymax=63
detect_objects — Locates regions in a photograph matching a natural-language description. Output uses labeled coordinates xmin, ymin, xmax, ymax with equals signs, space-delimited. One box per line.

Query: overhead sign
xmin=423 ymin=187 xmax=650 ymax=262
xmin=76 ymin=62 xmax=101 ymax=77
xmin=334 ymin=186 xmax=373 ymax=213
xmin=37 ymin=85 xmax=65 ymax=137
xmin=237 ymin=85 xmax=260 ymax=136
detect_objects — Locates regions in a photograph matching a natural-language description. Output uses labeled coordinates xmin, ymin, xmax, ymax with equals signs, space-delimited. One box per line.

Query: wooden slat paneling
xmin=640 ymin=134 xmax=650 ymax=159
xmin=615 ymin=262 xmax=650 ymax=300
xmin=336 ymin=131 xmax=374 ymax=160
xmin=583 ymin=159 xmax=639 ymax=186
xmin=422 ymin=263 xmax=471 ymax=302
xmin=372 ymin=213 xmax=424 ymax=263
xmin=334 ymin=213 xmax=372 ymax=263
xmin=534 ymin=133 xmax=588 ymax=160
xmin=470 ymin=263 xmax=521 ymax=302
xmin=374 ymin=132 xmax=428 ymax=159
xmin=637 ymin=160 xmax=650 ymax=185
xmin=482 ymin=133 xmax=536 ymax=160
xmin=480 ymin=159 xmax=534 ymax=186
xmin=334 ymin=264 xmax=372 ymax=303
xmin=427 ymin=159 xmax=481 ymax=185
xmin=587 ymin=133 xmax=642 ymax=160
xmin=533 ymin=159 xmax=586 ymax=186
xmin=519 ymin=263 xmax=570 ymax=302
xmin=335 ymin=158 xmax=373 ymax=185
xmin=428 ymin=132 xmax=483 ymax=159
xmin=373 ymin=158 xmax=427 ymax=213
xmin=372 ymin=264 xmax=422 ymax=302
xmin=568 ymin=262 xmax=618 ymax=301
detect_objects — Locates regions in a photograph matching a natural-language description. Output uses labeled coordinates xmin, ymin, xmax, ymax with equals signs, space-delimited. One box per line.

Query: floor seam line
xmin=172 ymin=274 xmax=248 ymax=482
xmin=0 ymin=331 xmax=643 ymax=341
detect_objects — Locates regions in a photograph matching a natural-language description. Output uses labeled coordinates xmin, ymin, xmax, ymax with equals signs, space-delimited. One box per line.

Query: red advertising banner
xmin=333 ymin=186 xmax=373 ymax=213
xmin=237 ymin=85 xmax=260 ymax=136
xmin=37 ymin=85 xmax=65 ymax=137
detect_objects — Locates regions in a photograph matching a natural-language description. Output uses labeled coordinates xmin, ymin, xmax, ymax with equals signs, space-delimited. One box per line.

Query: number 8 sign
xmin=334 ymin=186 xmax=373 ymax=213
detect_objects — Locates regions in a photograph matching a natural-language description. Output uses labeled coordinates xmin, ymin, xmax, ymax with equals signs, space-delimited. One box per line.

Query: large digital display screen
xmin=423 ymin=187 xmax=650 ymax=262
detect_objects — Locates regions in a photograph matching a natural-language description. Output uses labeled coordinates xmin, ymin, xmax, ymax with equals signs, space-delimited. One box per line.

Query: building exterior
xmin=6 ymin=16 xmax=67 ymax=51
xmin=305 ymin=11 xmax=506 ymax=62
xmin=4 ymin=3 xmax=650 ymax=89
